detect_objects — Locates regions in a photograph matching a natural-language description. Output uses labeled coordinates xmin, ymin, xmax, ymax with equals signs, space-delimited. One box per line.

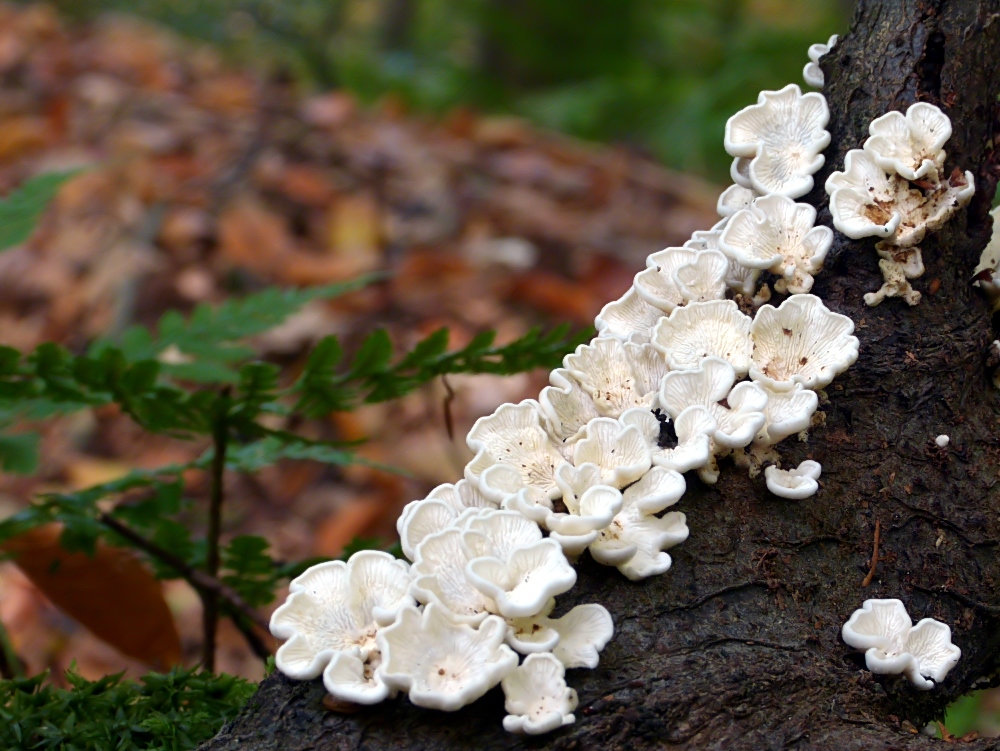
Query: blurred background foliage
xmin=37 ymin=0 xmax=848 ymax=182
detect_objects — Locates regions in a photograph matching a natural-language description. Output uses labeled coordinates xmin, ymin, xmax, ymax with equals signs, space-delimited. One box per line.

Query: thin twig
xmin=441 ymin=374 xmax=456 ymax=442
xmin=0 ymin=616 xmax=23 ymax=680
xmin=97 ymin=512 xmax=270 ymax=634
xmin=225 ymin=609 xmax=272 ymax=661
xmin=203 ymin=388 xmax=231 ymax=673
xmin=862 ymin=519 xmax=881 ymax=587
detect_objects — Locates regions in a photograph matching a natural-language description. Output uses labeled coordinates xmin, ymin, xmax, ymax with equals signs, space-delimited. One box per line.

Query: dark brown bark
xmin=202 ymin=1 xmax=1000 ymax=749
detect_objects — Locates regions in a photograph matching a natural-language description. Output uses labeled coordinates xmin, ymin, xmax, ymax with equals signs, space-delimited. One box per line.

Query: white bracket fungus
xmin=502 ymin=653 xmax=578 ymax=735
xmin=660 ymin=356 xmax=768 ymax=454
xmin=588 ymin=467 xmax=689 ymax=580
xmin=724 ymin=83 xmax=831 ymax=198
xmin=764 ymin=459 xmax=822 ymax=499
xmin=271 ymin=55 xmax=881 ymax=737
xmin=803 ymin=34 xmax=838 ymax=89
xmin=825 ymin=104 xmax=975 ymax=306
xmin=749 ymin=294 xmax=859 ymax=391
xmin=378 ymin=604 xmax=519 ymax=710
xmin=720 ymin=194 xmax=833 ymax=294
xmin=634 ymin=246 xmax=728 ymax=312
xmin=268 ymin=552 xmax=414 ymax=703
xmin=842 ymin=599 xmax=962 ymax=690
xmin=973 ymin=205 xmax=1000 ymax=305
xmin=594 ymin=287 xmax=663 ymax=343
xmin=652 ymin=299 xmax=752 ymax=375
xmin=466 ymin=401 xmax=567 ymax=500
xmin=865 ymin=102 xmax=952 ymax=182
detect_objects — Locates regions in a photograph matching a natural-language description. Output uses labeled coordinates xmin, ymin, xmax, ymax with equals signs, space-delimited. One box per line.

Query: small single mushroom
xmin=935 ymin=434 xmax=950 ymax=448
xmin=724 ymin=83 xmax=831 ymax=198
xmin=594 ymin=287 xmax=664 ymax=343
xmin=634 ymin=246 xmax=708 ymax=312
xmin=501 ymin=653 xmax=578 ymax=735
xmin=802 ymin=34 xmax=838 ymax=88
xmin=651 ymin=299 xmax=753 ymax=375
xmin=377 ymin=603 xmax=519 ymax=711
xmin=841 ymin=599 xmax=962 ymax=690
xmin=410 ymin=527 xmax=495 ymax=624
xmin=749 ymin=294 xmax=859 ymax=392
xmin=864 ymin=102 xmax=952 ymax=182
xmin=466 ymin=400 xmax=568 ymax=501
xmin=571 ymin=417 xmax=652 ymax=488
xmin=503 ymin=601 xmax=614 ymax=668
xmin=764 ymin=459 xmax=822 ymax=499
xmin=538 ymin=368 xmax=602 ymax=447
xmin=755 ymin=383 xmax=819 ymax=446
xmin=269 ymin=552 xmax=415 ymax=704
xmin=466 ymin=539 xmax=578 ymax=619
xmin=717 ymin=183 xmax=758 ymax=218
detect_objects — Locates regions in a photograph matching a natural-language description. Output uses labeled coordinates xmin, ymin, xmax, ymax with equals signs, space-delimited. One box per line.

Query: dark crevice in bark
xmin=202 ymin=2 xmax=1000 ymax=749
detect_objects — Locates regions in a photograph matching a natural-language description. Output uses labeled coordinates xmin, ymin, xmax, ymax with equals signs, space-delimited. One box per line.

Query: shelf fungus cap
xmin=659 ymin=356 xmax=768 ymax=449
xmin=322 ymin=651 xmax=391 ymax=705
xmin=620 ymin=406 xmax=716 ymax=474
xmin=269 ymin=552 xmax=415 ymax=684
xmin=750 ymin=294 xmax=859 ymax=392
xmin=841 ymin=599 xmax=962 ymax=690
xmin=594 ymin=288 xmax=663 ymax=343
xmin=717 ymin=183 xmax=758 ymax=218
xmin=377 ymin=603 xmax=519 ymax=711
xmin=502 ymin=653 xmax=579 ymax=735
xmin=720 ymin=194 xmax=833 ymax=294
xmin=571 ymin=417 xmax=652 ymax=488
xmin=824 ymin=149 xmax=903 ymax=240
xmin=588 ymin=466 xmax=688 ymax=580
xmin=562 ymin=338 xmax=669 ymax=419
xmin=684 ymin=229 xmax=761 ymax=297
xmin=508 ymin=602 xmax=614 ymax=667
xmin=730 ymin=156 xmax=753 ymax=188
xmin=865 ymin=102 xmax=951 ymax=181
xmin=724 ymin=83 xmax=831 ymax=198
xmin=652 ymin=299 xmax=752 ymax=375
xmin=764 ymin=459 xmax=822 ymax=499
xmin=756 ymin=383 xmax=819 ymax=446
xmin=466 ymin=400 xmax=568 ymax=501
xmin=397 ymin=479 xmax=500 ymax=560
xmin=410 ymin=528 xmax=495 ymax=625
xmin=539 ymin=368 xmax=601 ymax=447
xmin=634 ymin=246 xmax=703 ymax=312
xmin=803 ymin=34 xmax=838 ymax=88
xmin=466 ymin=539 xmax=577 ymax=619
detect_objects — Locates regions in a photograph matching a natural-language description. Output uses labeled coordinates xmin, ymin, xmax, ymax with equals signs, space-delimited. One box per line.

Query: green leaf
xmin=0 ymin=171 xmax=81 ymax=252
xmin=92 ymin=275 xmax=382 ymax=383
xmin=0 ymin=432 xmax=39 ymax=474
xmin=350 ymin=329 xmax=393 ymax=376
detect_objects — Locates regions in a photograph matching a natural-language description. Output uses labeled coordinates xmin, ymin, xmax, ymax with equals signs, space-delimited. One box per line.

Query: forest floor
xmin=0 ymin=4 xmax=722 ymax=683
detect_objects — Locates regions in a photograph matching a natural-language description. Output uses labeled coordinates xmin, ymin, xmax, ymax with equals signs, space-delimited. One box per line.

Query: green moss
xmin=0 ymin=668 xmax=255 ymax=751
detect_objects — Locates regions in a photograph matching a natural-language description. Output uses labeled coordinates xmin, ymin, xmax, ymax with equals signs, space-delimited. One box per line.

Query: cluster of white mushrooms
xmin=267 ymin=36 xmax=968 ymax=731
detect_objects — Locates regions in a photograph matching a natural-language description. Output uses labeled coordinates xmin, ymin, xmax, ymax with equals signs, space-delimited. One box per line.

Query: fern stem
xmin=203 ymin=388 xmax=231 ymax=673
xmin=0 ymin=615 xmax=23 ymax=680
xmin=96 ymin=512 xmax=270 ymax=633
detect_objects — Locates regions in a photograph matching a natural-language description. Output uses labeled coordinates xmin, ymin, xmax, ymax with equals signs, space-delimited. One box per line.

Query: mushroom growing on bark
xmin=209 ymin=5 xmax=1000 ymax=749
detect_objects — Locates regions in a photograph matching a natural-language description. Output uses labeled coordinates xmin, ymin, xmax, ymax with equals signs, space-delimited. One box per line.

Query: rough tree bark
xmin=202 ymin=1 xmax=1000 ymax=749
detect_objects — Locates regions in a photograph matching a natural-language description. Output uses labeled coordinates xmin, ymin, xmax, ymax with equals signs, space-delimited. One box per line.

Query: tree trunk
xmin=201 ymin=1 xmax=1000 ymax=749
